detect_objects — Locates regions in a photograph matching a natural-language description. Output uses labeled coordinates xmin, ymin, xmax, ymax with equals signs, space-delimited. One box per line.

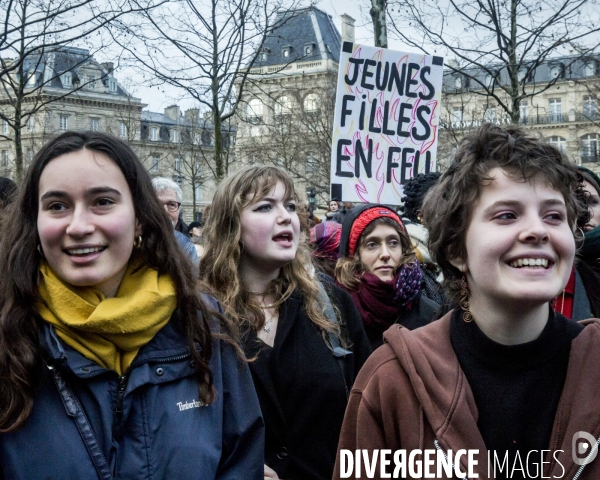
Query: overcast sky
xmin=126 ymin=0 xmax=409 ymax=113
xmin=106 ymin=0 xmax=599 ymax=113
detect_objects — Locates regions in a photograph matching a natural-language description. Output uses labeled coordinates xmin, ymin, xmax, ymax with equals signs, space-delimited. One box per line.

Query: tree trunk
xmin=13 ymin=106 xmax=23 ymax=184
xmin=213 ymin=106 xmax=223 ymax=180
xmin=508 ymin=0 xmax=520 ymax=124
xmin=13 ymin=63 xmax=24 ymax=184
xmin=370 ymin=0 xmax=388 ymax=48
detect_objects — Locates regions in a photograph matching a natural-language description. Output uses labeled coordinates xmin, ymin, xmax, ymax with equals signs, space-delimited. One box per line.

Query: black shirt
xmin=451 ymin=308 xmax=583 ymax=479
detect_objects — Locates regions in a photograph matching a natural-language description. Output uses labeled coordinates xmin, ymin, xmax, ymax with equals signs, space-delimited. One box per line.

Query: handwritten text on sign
xmin=330 ymin=42 xmax=444 ymax=204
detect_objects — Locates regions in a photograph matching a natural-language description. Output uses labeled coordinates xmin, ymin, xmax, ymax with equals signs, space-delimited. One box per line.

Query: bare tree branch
xmin=0 ymin=0 xmax=157 ymax=182
xmin=111 ymin=0 xmax=307 ymax=180
xmin=386 ymin=0 xmax=600 ymax=122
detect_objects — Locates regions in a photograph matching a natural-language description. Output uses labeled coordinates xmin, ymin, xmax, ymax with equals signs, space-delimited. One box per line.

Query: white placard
xmin=330 ymin=43 xmax=444 ymax=204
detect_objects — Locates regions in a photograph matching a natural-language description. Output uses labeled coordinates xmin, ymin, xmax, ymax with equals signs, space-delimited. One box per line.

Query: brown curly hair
xmin=421 ymin=123 xmax=585 ymax=304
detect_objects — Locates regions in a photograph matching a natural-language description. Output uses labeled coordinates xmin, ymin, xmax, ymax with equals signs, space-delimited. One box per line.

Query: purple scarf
xmin=345 ymin=262 xmax=423 ymax=329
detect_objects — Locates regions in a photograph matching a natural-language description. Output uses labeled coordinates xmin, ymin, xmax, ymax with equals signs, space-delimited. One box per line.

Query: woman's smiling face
xmin=37 ymin=149 xmax=140 ymax=298
xmin=451 ymin=168 xmax=575 ymax=310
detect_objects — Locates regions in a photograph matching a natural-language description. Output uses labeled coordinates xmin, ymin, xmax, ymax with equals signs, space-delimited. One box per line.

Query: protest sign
xmin=330 ymin=42 xmax=444 ymax=205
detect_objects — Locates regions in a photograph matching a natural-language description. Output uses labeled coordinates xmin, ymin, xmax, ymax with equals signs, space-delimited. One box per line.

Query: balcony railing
xmin=519 ymin=114 xmax=564 ymax=125
xmin=441 ymin=111 xmax=597 ymax=129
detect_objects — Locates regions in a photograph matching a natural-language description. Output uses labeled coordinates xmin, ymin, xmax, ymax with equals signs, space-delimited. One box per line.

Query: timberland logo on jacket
xmin=176 ymin=399 xmax=205 ymax=411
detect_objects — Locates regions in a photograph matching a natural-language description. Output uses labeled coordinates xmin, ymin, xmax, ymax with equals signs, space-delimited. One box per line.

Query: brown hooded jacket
xmin=334 ymin=312 xmax=600 ymax=479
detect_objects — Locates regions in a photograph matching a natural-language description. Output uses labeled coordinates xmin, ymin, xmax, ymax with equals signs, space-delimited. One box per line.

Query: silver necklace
xmin=248 ymin=290 xmax=267 ymax=296
xmin=261 ymin=304 xmax=278 ymax=332
xmin=262 ymin=317 xmax=276 ymax=333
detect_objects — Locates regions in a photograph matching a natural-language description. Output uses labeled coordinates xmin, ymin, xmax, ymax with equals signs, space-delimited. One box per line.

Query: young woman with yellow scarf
xmin=0 ymin=132 xmax=264 ymax=479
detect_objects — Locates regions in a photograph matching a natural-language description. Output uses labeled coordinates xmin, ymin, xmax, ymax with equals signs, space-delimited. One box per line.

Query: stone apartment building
xmin=440 ymin=54 xmax=600 ymax=172
xmin=138 ymin=106 xmax=227 ymax=221
xmin=0 ymin=46 xmax=219 ymax=222
xmin=236 ymin=7 xmax=600 ymax=201
xmin=234 ymin=6 xmax=355 ymax=204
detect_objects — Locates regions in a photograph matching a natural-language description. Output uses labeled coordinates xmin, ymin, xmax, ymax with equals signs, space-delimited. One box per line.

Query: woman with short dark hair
xmin=554 ymin=166 xmax=600 ymax=319
xmin=335 ymin=124 xmax=600 ymax=479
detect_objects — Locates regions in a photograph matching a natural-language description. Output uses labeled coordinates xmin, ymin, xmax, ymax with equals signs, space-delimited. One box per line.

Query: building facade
xmin=138 ymin=106 xmax=227 ymax=220
xmin=0 ymin=46 xmax=219 ymax=221
xmin=440 ymin=54 xmax=600 ymax=172
xmin=235 ymin=7 xmax=353 ymax=204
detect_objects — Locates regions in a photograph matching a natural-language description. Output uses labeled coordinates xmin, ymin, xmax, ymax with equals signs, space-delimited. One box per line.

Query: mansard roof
xmin=253 ymin=6 xmax=341 ymax=67
xmin=20 ymin=46 xmax=129 ymax=97
xmin=443 ymin=53 xmax=600 ymax=91
xmin=141 ymin=111 xmax=213 ymax=128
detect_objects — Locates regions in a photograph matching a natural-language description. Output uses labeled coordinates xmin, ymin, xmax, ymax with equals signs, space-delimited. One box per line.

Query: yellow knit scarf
xmin=36 ymin=259 xmax=177 ymax=375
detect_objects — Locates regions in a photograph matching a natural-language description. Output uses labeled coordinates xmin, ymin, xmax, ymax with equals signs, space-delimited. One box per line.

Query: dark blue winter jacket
xmin=0 ymin=307 xmax=264 ymax=479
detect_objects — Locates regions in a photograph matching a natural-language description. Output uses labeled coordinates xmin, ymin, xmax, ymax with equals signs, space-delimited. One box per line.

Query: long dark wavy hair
xmin=0 ymin=131 xmax=219 ymax=432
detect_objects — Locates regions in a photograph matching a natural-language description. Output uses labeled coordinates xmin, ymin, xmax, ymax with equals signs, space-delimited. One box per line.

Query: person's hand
xmin=264 ymin=464 xmax=280 ymax=479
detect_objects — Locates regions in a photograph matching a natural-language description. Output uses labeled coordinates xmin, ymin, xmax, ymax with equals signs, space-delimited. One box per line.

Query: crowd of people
xmin=0 ymin=122 xmax=600 ymax=479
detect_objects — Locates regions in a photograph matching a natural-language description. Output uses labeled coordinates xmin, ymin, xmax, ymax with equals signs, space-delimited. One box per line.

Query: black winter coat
xmin=243 ymin=284 xmax=371 ymax=480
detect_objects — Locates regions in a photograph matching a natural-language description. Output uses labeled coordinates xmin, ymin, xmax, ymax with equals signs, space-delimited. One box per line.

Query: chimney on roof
xmin=164 ymin=105 xmax=180 ymax=121
xmin=184 ymin=108 xmax=199 ymax=124
xmin=102 ymin=62 xmax=114 ymax=74
xmin=341 ymin=14 xmax=355 ymax=43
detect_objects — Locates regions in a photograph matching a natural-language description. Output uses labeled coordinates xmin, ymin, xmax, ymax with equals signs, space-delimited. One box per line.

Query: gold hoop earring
xmin=134 ymin=235 xmax=143 ymax=249
xmin=460 ymin=275 xmax=473 ymax=323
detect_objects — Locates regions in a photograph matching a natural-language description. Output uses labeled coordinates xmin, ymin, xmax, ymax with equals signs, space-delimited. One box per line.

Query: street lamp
xmin=307 ymin=187 xmax=316 ymax=217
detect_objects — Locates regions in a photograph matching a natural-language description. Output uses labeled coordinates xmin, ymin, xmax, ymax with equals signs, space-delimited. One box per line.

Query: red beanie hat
xmin=348 ymin=207 xmax=405 ymax=256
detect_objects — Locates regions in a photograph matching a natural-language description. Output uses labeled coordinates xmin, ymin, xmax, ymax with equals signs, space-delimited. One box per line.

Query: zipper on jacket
xmin=112 ymin=374 xmax=128 ymax=441
xmin=113 ymin=352 xmax=192 ymax=416
xmin=113 ymin=352 xmax=192 ymax=417
xmin=434 ymin=439 xmax=467 ymax=480
xmin=150 ymin=353 xmax=191 ymax=365
xmin=573 ymin=435 xmax=600 ymax=480
xmin=115 ymin=375 xmax=127 ymax=416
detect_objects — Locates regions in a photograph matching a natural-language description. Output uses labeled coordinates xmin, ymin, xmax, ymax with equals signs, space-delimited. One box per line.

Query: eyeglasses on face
xmin=163 ymin=201 xmax=181 ymax=212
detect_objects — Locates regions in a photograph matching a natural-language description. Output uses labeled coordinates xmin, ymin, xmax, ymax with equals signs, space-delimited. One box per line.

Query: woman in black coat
xmin=200 ymin=166 xmax=371 ymax=480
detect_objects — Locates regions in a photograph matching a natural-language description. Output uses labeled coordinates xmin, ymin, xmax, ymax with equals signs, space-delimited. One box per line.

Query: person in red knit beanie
xmin=335 ymin=204 xmax=439 ymax=350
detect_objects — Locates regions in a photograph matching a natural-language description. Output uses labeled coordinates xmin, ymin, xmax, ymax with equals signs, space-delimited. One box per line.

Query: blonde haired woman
xmin=201 ymin=166 xmax=370 ymax=480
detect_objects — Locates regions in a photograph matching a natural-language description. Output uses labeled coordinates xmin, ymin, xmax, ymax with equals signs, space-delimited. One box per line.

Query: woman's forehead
xmin=476 ymin=168 xmax=566 ymax=207
xmin=244 ymin=178 xmax=293 ymax=204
